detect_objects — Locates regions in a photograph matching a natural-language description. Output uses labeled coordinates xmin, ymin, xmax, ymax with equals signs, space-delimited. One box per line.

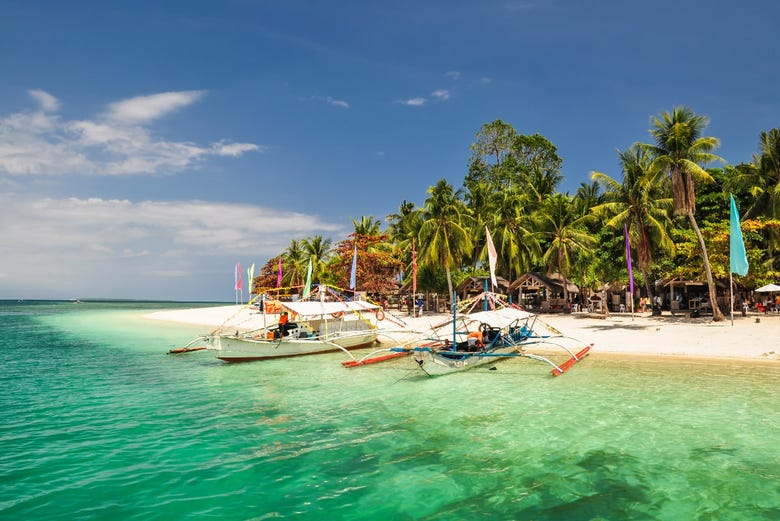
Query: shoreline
xmin=144 ymin=305 xmax=780 ymax=362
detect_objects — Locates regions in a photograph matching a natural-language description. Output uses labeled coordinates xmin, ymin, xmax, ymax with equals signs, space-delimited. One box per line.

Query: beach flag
xmin=234 ymin=261 xmax=242 ymax=291
xmin=624 ymin=224 xmax=634 ymax=295
xmin=302 ymin=258 xmax=313 ymax=298
xmin=247 ymin=263 xmax=255 ymax=295
xmin=485 ymin=226 xmax=498 ymax=289
xmin=276 ymin=256 xmax=283 ymax=288
xmin=730 ymin=194 xmax=749 ymax=276
xmin=412 ymin=240 xmax=417 ymax=296
xmin=349 ymin=243 xmax=357 ymax=290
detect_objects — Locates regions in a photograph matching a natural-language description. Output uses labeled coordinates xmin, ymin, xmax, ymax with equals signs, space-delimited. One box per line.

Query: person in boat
xmin=277 ymin=311 xmax=290 ymax=337
xmin=466 ymin=331 xmax=483 ymax=352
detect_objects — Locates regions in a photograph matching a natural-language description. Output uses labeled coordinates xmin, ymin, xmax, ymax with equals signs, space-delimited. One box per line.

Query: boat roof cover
xmin=465 ymin=307 xmax=533 ymax=328
xmin=281 ymin=300 xmax=379 ymax=316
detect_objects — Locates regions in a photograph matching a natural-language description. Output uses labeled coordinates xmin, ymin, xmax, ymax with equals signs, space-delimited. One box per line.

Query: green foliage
xmin=254 ymin=120 xmax=780 ymax=300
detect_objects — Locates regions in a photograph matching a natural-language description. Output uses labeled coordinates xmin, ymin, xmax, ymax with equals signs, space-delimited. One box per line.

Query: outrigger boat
xmin=343 ymin=292 xmax=591 ymax=377
xmin=207 ymin=299 xmax=381 ymax=363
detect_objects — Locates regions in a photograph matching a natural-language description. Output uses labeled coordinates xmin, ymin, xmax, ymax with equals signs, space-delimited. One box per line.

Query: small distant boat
xmin=207 ymin=300 xmax=381 ymax=363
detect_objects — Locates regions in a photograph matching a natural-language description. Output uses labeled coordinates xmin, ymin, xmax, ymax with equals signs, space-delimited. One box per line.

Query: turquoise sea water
xmin=1 ymin=301 xmax=779 ymax=520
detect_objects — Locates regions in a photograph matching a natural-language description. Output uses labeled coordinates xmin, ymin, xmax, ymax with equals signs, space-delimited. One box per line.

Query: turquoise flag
xmin=302 ymin=258 xmax=313 ymax=298
xmin=729 ymin=194 xmax=749 ymax=276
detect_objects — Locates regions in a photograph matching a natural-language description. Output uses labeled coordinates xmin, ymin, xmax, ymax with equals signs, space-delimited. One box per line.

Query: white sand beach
xmin=146 ymin=305 xmax=780 ymax=362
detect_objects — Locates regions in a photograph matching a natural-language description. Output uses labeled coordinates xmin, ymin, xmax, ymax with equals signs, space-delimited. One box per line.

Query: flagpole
xmin=730 ymin=272 xmax=734 ymax=326
xmin=729 ymin=194 xmax=749 ymax=326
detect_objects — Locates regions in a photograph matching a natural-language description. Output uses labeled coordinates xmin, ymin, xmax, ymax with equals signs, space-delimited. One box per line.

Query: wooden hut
xmin=455 ymin=275 xmax=510 ymax=300
xmin=509 ymin=272 xmax=579 ymax=312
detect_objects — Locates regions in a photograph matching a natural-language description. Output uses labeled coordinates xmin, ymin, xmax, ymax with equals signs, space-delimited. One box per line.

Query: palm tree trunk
xmin=687 ymin=208 xmax=724 ymax=321
xmin=445 ymin=264 xmax=454 ymax=299
xmin=641 ymin=267 xmax=653 ymax=301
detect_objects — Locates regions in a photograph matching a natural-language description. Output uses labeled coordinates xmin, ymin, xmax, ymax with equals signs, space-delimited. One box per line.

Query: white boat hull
xmin=413 ymin=344 xmax=519 ymax=376
xmin=211 ymin=330 xmax=378 ymax=362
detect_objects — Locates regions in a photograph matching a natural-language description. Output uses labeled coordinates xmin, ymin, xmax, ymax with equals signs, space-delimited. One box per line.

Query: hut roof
xmin=456 ymin=275 xmax=510 ymax=295
xmin=509 ymin=272 xmax=579 ymax=294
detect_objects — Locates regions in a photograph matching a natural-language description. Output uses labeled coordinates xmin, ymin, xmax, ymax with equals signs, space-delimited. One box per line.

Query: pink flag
xmin=276 ymin=256 xmax=282 ymax=288
xmin=234 ymin=262 xmax=243 ymax=291
xmin=485 ymin=226 xmax=498 ymax=289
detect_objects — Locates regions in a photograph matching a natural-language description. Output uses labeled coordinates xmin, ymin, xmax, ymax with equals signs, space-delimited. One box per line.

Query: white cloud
xmin=0 ymin=195 xmax=345 ymax=300
xmin=397 ymin=97 xmax=427 ymax=107
xmin=104 ymin=90 xmax=206 ymax=124
xmin=445 ymin=71 xmax=461 ymax=80
xmin=0 ymin=90 xmax=260 ymax=176
xmin=326 ymin=97 xmax=349 ymax=108
xmin=212 ymin=141 xmax=264 ymax=157
xmin=432 ymin=89 xmax=450 ymax=101
xmin=480 ymin=77 xmax=493 ymax=84
xmin=28 ymin=89 xmax=60 ymax=112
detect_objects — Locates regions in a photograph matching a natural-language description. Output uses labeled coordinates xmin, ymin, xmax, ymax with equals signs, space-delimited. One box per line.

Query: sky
xmin=1 ymin=0 xmax=778 ymax=301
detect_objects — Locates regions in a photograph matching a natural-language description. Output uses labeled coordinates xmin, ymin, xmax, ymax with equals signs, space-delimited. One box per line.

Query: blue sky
xmin=1 ymin=0 xmax=778 ymax=301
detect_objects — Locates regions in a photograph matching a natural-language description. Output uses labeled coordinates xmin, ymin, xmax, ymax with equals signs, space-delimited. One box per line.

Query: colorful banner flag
xmin=485 ymin=226 xmax=498 ymax=289
xmin=247 ymin=263 xmax=255 ymax=295
xmin=234 ymin=261 xmax=242 ymax=291
xmin=349 ymin=244 xmax=357 ymax=290
xmin=276 ymin=256 xmax=283 ymax=288
xmin=412 ymin=240 xmax=417 ymax=296
xmin=730 ymin=194 xmax=749 ymax=276
xmin=624 ymin=224 xmax=634 ymax=295
xmin=302 ymin=258 xmax=313 ymax=298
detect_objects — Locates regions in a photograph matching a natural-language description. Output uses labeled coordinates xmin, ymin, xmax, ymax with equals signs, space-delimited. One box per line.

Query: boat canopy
xmin=281 ymin=300 xmax=379 ymax=317
xmin=466 ymin=307 xmax=533 ymax=328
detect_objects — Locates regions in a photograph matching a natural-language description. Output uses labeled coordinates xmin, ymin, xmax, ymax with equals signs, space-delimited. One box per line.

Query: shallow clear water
xmin=1 ymin=301 xmax=778 ymax=520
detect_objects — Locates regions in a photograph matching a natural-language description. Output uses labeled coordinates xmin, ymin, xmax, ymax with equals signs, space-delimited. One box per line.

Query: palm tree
xmin=464 ymin=180 xmax=493 ymax=271
xmin=643 ymin=107 xmax=724 ymax=320
xmin=534 ymin=193 xmax=597 ymax=304
xmin=488 ymin=188 xmax=541 ymax=281
xmin=592 ymin=144 xmax=675 ymax=299
xmin=386 ymin=200 xmax=423 ymax=280
xmin=352 ymin=215 xmax=382 ymax=236
xmin=725 ymin=128 xmax=780 ymax=218
xmin=418 ymin=179 xmax=473 ymax=297
xmin=301 ymin=235 xmax=332 ymax=284
xmin=282 ymin=239 xmax=307 ymax=288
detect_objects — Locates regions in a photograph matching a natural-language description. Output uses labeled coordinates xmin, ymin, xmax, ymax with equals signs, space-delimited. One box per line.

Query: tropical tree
xmin=534 ymin=193 xmax=597 ymax=304
xmin=283 ymin=239 xmax=307 ymax=287
xmin=466 ymin=120 xmax=562 ymax=201
xmin=301 ymin=235 xmax=332 ymax=284
xmin=352 ymin=215 xmax=382 ymax=236
xmin=643 ymin=107 xmax=724 ymax=320
xmin=487 ymin=188 xmax=541 ymax=282
xmin=591 ymin=144 xmax=675 ymax=299
xmin=418 ymin=179 xmax=473 ymax=297
xmin=386 ymin=200 xmax=424 ymax=283
xmin=330 ymin=232 xmax=403 ymax=296
xmin=725 ymin=128 xmax=780 ymax=218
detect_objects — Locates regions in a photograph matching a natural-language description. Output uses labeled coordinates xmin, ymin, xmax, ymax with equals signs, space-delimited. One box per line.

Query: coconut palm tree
xmin=534 ymin=193 xmax=597 ymax=304
xmin=725 ymin=128 xmax=780 ymax=218
xmin=643 ymin=107 xmax=724 ymax=320
xmin=282 ymin=239 xmax=307 ymax=288
xmin=591 ymin=144 xmax=675 ymax=299
xmin=301 ymin=235 xmax=332 ymax=284
xmin=386 ymin=200 xmax=423 ymax=279
xmin=352 ymin=215 xmax=382 ymax=236
xmin=487 ymin=188 xmax=541 ymax=282
xmin=418 ymin=179 xmax=473 ymax=297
